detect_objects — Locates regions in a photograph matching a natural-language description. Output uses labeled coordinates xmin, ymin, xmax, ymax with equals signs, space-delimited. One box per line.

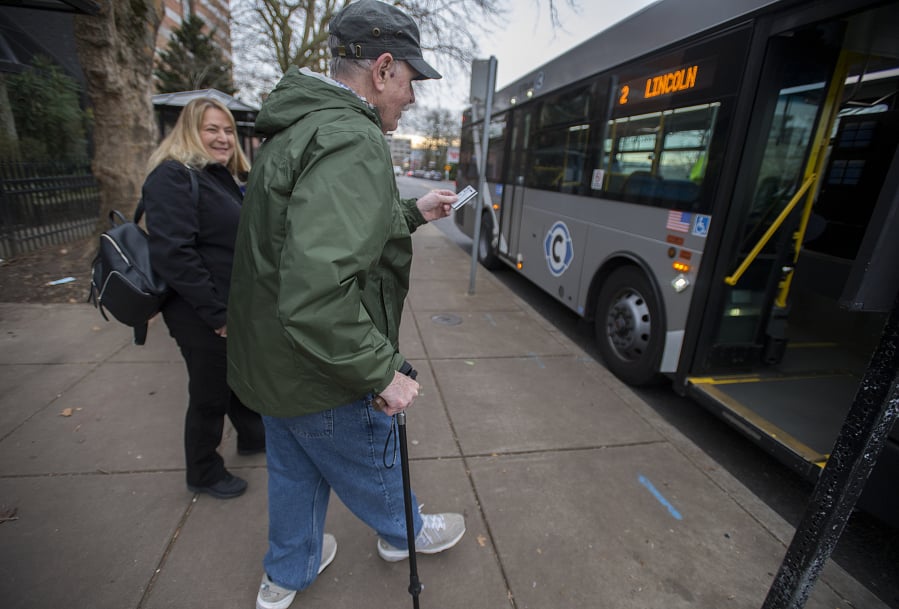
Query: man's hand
xmin=373 ymin=369 xmax=421 ymax=416
xmin=416 ymin=189 xmax=456 ymax=222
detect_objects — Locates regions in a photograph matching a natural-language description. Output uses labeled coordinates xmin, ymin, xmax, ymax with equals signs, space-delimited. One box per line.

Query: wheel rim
xmin=604 ymin=287 xmax=652 ymax=362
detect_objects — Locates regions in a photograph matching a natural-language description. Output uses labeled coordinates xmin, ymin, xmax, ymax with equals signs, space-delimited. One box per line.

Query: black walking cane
xmin=377 ymin=361 xmax=423 ymax=608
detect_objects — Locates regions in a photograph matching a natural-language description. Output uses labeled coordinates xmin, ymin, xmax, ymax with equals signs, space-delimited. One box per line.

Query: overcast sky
xmin=403 ymin=0 xmax=658 ymax=129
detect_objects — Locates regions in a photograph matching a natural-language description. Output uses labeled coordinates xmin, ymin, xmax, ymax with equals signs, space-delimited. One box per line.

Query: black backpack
xmin=88 ymin=169 xmax=198 ymax=345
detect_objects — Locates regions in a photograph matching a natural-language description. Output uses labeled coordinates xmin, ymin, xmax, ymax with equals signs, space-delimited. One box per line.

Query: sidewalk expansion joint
xmin=457 ymin=440 xmax=668 ymax=461
xmin=0 ymin=467 xmax=187 ymax=479
xmin=136 ymin=496 xmax=197 ymax=609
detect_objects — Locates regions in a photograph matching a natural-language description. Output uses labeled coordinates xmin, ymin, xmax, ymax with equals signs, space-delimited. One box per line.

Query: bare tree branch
xmin=232 ymin=0 xmax=580 ymax=105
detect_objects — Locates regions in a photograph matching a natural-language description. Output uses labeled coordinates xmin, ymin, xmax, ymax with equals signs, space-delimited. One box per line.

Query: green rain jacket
xmin=227 ymin=67 xmax=426 ymax=417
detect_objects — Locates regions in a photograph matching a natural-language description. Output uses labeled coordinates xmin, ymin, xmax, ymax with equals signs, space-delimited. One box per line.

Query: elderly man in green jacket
xmin=227 ymin=2 xmax=465 ymax=608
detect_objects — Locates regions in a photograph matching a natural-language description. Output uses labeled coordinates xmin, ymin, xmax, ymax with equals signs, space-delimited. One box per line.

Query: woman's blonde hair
xmin=147 ymin=97 xmax=251 ymax=176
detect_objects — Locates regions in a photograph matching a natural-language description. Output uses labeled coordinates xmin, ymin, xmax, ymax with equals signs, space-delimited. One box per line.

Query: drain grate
xmin=431 ymin=313 xmax=462 ymax=326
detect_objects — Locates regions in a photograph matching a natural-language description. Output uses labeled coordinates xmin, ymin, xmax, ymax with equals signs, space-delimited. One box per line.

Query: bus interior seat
xmin=622 ymin=171 xmax=659 ymax=202
xmin=659 ymin=179 xmax=700 ymax=204
xmin=622 ymin=172 xmax=699 ymax=205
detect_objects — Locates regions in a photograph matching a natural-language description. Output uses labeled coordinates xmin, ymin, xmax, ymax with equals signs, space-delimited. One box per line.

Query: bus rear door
xmin=496 ymin=109 xmax=533 ymax=263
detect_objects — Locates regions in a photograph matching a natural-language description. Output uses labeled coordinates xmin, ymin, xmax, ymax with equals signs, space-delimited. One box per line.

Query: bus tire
xmin=594 ymin=266 xmax=664 ymax=386
xmin=478 ymin=212 xmax=503 ymax=270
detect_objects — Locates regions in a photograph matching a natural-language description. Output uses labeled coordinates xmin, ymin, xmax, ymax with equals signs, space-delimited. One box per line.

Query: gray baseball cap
xmin=329 ymin=0 xmax=442 ymax=80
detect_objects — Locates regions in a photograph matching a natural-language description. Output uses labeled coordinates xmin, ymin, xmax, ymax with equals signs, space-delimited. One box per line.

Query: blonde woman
xmin=143 ymin=97 xmax=263 ymax=499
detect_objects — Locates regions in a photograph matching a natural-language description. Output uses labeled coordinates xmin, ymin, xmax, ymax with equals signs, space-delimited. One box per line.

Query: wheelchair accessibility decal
xmin=544 ymin=221 xmax=574 ymax=277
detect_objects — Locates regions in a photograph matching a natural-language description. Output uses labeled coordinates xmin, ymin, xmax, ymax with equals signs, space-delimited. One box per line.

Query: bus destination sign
xmin=618 ymin=60 xmax=713 ymax=106
xmin=644 ymin=65 xmax=697 ymax=98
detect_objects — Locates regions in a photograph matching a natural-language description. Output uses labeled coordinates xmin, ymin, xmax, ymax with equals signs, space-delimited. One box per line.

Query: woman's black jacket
xmin=143 ymin=159 xmax=243 ymax=339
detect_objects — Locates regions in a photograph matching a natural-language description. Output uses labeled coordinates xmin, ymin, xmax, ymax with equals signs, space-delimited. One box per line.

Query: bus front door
xmin=685 ymin=4 xmax=899 ymax=525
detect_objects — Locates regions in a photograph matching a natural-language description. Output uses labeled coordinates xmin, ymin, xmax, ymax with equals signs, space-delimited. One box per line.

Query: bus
xmin=454 ymin=0 xmax=899 ymax=526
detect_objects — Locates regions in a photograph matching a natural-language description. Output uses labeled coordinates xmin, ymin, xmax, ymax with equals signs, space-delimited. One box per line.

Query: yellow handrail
xmin=726 ymin=49 xmax=852 ymax=295
xmin=773 ymin=51 xmax=852 ymax=308
xmin=724 ymin=173 xmax=817 ymax=286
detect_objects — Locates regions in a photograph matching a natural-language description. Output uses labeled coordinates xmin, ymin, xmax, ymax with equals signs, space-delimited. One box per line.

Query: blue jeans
xmin=262 ymin=398 xmax=423 ymax=591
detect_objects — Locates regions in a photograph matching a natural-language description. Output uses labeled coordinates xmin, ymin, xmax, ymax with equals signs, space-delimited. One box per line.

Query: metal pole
xmin=468 ymin=114 xmax=484 ymax=295
xmin=468 ymin=56 xmax=497 ymax=295
xmin=760 ymin=287 xmax=899 ymax=609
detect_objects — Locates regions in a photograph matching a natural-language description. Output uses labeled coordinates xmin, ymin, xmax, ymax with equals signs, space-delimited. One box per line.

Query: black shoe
xmin=237 ymin=444 xmax=265 ymax=456
xmin=188 ymin=472 xmax=248 ymax=499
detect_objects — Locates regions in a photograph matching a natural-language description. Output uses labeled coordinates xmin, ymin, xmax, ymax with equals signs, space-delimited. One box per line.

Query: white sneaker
xmin=377 ymin=513 xmax=466 ymax=562
xmin=256 ymin=533 xmax=337 ymax=609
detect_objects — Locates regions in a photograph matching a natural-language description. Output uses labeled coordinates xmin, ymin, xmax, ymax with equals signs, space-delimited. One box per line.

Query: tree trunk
xmin=0 ymin=76 xmax=19 ymax=148
xmin=73 ymin=0 xmax=163 ymax=241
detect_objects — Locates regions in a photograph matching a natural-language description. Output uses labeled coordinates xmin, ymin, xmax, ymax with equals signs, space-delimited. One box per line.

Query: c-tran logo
xmin=544 ymin=221 xmax=573 ymax=277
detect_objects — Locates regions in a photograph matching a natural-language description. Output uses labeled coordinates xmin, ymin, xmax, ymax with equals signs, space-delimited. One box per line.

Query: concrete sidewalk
xmin=0 ymin=223 xmax=886 ymax=609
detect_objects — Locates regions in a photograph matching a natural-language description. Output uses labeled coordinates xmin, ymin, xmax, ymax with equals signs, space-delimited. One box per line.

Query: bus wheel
xmin=594 ymin=266 xmax=663 ymax=386
xmin=478 ymin=212 xmax=503 ymax=270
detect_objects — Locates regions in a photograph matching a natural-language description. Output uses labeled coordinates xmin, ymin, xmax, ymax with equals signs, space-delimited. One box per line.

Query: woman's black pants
xmin=165 ymin=315 xmax=265 ymax=487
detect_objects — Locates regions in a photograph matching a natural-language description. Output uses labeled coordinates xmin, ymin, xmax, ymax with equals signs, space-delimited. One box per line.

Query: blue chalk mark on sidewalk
xmin=526 ymin=352 xmax=546 ymax=369
xmin=638 ymin=475 xmax=683 ymax=520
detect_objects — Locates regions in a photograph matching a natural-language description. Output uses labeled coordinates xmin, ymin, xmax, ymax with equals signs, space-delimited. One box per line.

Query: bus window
xmin=527 ymin=87 xmax=592 ymax=194
xmin=538 ymin=88 xmax=591 ymax=128
xmin=459 ymin=118 xmax=478 ymax=181
xmin=486 ymin=116 xmax=507 ymax=182
xmin=601 ymin=103 xmax=720 ymax=209
xmin=805 ymin=101 xmax=898 ymax=261
xmin=529 ymin=123 xmax=590 ymax=193
xmin=740 ymin=87 xmax=823 ymax=248
xmin=660 ymin=104 xmax=718 ymax=181
xmin=459 ymin=114 xmax=506 ymax=184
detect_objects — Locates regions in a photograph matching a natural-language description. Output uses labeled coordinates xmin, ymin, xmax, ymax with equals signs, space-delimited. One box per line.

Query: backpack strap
xmin=133 ymin=322 xmax=149 ymax=346
xmin=134 ymin=165 xmax=199 ymax=223
xmin=109 ymin=210 xmax=128 ymax=226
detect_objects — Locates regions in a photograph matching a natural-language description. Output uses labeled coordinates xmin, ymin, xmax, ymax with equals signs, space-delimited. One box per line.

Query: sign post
xmin=468 ymin=57 xmax=497 ymax=295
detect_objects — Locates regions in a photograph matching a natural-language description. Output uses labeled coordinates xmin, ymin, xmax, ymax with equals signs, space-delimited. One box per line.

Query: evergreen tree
xmin=155 ymin=14 xmax=235 ymax=94
xmin=5 ymin=55 xmax=91 ymax=162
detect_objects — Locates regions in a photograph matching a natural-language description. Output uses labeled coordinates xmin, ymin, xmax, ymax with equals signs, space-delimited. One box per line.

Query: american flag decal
xmin=666 ymin=210 xmax=691 ymax=233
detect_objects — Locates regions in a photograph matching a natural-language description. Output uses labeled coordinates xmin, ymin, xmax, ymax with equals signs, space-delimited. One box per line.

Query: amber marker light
xmin=672 ymin=261 xmax=691 ymax=273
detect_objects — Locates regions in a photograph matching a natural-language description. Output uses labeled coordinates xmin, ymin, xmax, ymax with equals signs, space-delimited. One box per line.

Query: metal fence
xmin=0 ymin=162 xmax=100 ymax=259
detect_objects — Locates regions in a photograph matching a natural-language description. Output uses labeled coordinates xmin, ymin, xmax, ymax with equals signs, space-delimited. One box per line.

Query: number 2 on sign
xmin=619 ymin=85 xmax=630 ymax=105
